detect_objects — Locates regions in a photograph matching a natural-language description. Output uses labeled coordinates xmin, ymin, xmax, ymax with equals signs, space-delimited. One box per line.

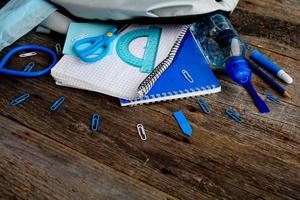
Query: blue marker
xmin=249 ymin=50 xmax=293 ymax=84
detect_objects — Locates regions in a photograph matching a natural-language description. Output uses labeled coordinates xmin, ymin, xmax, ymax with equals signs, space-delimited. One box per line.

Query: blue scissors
xmin=0 ymin=45 xmax=58 ymax=77
xmin=73 ymin=24 xmax=129 ymax=63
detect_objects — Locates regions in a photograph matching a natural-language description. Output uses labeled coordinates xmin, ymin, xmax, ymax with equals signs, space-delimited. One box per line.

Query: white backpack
xmin=0 ymin=0 xmax=239 ymax=50
xmin=50 ymin=0 xmax=239 ymax=20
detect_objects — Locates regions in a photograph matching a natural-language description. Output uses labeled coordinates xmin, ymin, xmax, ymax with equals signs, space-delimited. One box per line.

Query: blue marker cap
xmin=225 ymin=56 xmax=252 ymax=85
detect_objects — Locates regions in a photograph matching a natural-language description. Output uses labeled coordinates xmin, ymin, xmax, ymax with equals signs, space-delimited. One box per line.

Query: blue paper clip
xmin=10 ymin=93 xmax=31 ymax=106
xmin=91 ymin=113 xmax=101 ymax=132
xmin=225 ymin=108 xmax=245 ymax=123
xmin=197 ymin=98 xmax=211 ymax=114
xmin=50 ymin=96 xmax=65 ymax=111
xmin=264 ymin=91 xmax=281 ymax=105
xmin=23 ymin=62 xmax=35 ymax=72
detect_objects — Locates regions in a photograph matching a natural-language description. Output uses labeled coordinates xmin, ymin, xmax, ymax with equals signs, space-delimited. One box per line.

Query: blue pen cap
xmin=225 ymin=56 xmax=252 ymax=85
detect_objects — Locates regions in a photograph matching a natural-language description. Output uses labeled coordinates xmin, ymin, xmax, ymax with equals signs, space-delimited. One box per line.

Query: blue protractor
xmin=116 ymin=26 xmax=162 ymax=73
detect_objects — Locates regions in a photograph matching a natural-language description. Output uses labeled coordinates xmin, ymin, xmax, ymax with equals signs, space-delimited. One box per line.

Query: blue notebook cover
xmin=120 ymin=30 xmax=221 ymax=106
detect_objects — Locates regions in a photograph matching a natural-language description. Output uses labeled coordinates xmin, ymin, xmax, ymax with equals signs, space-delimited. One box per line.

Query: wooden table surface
xmin=0 ymin=0 xmax=299 ymax=199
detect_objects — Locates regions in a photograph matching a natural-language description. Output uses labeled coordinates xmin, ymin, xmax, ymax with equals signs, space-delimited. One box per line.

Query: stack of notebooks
xmin=51 ymin=23 xmax=221 ymax=106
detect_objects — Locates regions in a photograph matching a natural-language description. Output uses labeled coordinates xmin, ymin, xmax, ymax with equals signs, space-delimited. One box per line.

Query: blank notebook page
xmin=51 ymin=24 xmax=185 ymax=99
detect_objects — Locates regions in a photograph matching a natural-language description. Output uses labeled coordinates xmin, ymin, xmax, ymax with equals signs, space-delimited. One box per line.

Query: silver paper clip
xmin=225 ymin=108 xmax=245 ymax=123
xmin=23 ymin=62 xmax=36 ymax=72
xmin=197 ymin=98 xmax=211 ymax=114
xmin=10 ymin=93 xmax=31 ymax=106
xmin=19 ymin=52 xmax=37 ymax=58
xmin=55 ymin=43 xmax=62 ymax=55
xmin=137 ymin=124 xmax=147 ymax=141
xmin=181 ymin=69 xmax=194 ymax=83
xmin=264 ymin=91 xmax=281 ymax=105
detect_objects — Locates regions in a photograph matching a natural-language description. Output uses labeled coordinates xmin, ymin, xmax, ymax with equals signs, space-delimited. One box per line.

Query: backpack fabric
xmin=49 ymin=0 xmax=239 ymax=20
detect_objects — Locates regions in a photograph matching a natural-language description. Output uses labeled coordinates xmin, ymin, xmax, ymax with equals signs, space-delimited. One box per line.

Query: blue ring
xmin=0 ymin=45 xmax=58 ymax=77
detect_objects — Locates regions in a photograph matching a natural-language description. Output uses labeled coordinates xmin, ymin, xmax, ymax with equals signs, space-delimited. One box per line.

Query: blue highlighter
xmin=226 ymin=56 xmax=270 ymax=113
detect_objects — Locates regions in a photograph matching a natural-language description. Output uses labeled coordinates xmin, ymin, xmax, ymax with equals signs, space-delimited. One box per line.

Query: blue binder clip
xmin=264 ymin=91 xmax=281 ymax=105
xmin=10 ymin=93 xmax=31 ymax=106
xmin=91 ymin=113 xmax=101 ymax=132
xmin=23 ymin=62 xmax=35 ymax=72
xmin=197 ymin=98 xmax=211 ymax=114
xmin=225 ymin=108 xmax=245 ymax=123
xmin=173 ymin=111 xmax=192 ymax=137
xmin=50 ymin=96 xmax=65 ymax=111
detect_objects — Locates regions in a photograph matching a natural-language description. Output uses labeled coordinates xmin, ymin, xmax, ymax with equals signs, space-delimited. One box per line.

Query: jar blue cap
xmin=225 ymin=56 xmax=252 ymax=85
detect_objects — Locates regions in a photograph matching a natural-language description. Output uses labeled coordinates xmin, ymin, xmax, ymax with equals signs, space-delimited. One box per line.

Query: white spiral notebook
xmin=120 ymin=30 xmax=221 ymax=106
xmin=51 ymin=24 xmax=187 ymax=100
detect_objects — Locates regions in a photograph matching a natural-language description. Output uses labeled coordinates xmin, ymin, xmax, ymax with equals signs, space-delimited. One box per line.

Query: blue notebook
xmin=120 ymin=30 xmax=221 ymax=106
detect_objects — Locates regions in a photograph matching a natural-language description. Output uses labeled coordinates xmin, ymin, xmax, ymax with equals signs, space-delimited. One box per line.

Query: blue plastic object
xmin=226 ymin=57 xmax=270 ymax=113
xmin=116 ymin=27 xmax=161 ymax=73
xmin=244 ymin=83 xmax=270 ymax=113
xmin=249 ymin=49 xmax=293 ymax=84
xmin=197 ymin=99 xmax=211 ymax=114
xmin=73 ymin=25 xmax=130 ymax=63
xmin=91 ymin=113 xmax=101 ymax=132
xmin=247 ymin=60 xmax=287 ymax=97
xmin=264 ymin=91 xmax=281 ymax=105
xmin=191 ymin=14 xmax=269 ymax=113
xmin=250 ymin=50 xmax=280 ymax=75
xmin=225 ymin=108 xmax=244 ymax=123
xmin=173 ymin=111 xmax=192 ymax=137
xmin=23 ymin=62 xmax=36 ymax=72
xmin=225 ymin=57 xmax=252 ymax=85
xmin=10 ymin=93 xmax=31 ymax=106
xmin=0 ymin=45 xmax=58 ymax=77
xmin=50 ymin=96 xmax=65 ymax=111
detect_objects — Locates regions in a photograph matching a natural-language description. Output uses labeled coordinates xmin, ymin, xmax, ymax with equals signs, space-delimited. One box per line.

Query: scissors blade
xmin=116 ymin=24 xmax=130 ymax=34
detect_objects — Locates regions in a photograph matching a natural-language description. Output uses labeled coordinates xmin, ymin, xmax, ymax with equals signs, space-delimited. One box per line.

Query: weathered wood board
xmin=0 ymin=0 xmax=299 ymax=199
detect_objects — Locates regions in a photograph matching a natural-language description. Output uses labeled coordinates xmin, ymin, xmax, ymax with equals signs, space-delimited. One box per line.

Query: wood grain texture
xmin=0 ymin=115 xmax=176 ymax=200
xmin=0 ymin=0 xmax=299 ymax=199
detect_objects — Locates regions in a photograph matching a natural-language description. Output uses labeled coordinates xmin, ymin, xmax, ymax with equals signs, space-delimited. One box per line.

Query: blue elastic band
xmin=0 ymin=45 xmax=58 ymax=77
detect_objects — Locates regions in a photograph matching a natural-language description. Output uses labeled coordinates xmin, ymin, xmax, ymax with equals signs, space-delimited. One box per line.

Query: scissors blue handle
xmin=0 ymin=45 xmax=58 ymax=77
xmin=73 ymin=27 xmax=119 ymax=63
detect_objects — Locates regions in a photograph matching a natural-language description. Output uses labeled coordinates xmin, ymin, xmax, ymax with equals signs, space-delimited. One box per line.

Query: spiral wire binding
xmin=137 ymin=25 xmax=191 ymax=97
xmin=126 ymin=84 xmax=217 ymax=106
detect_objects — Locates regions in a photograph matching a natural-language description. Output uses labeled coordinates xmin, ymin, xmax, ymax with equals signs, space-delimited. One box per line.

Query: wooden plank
xmin=0 ymin=47 xmax=299 ymax=199
xmin=0 ymin=0 xmax=300 ymax=199
xmin=0 ymin=115 xmax=177 ymax=200
xmin=237 ymin=0 xmax=300 ymax=24
xmin=234 ymin=1 xmax=300 ymax=51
